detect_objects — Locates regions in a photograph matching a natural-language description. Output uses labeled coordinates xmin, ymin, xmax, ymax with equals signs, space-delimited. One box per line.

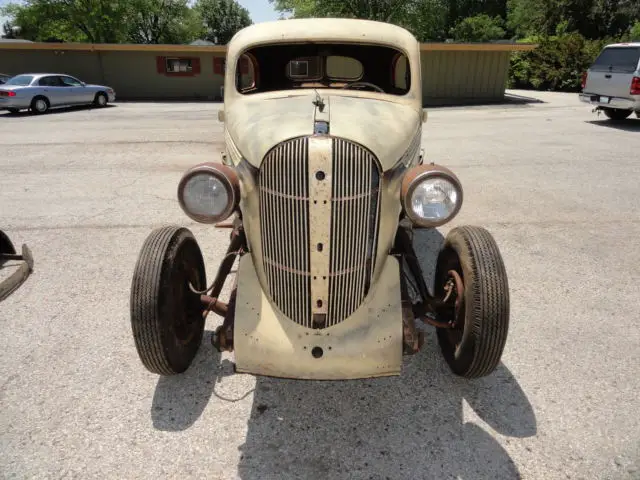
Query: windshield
xmin=235 ymin=43 xmax=411 ymax=96
xmin=5 ymin=75 xmax=35 ymax=86
xmin=592 ymin=47 xmax=640 ymax=73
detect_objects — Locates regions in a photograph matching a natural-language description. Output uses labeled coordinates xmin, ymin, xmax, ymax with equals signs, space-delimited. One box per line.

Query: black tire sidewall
xmin=434 ymin=226 xmax=509 ymax=377
xmin=130 ymin=227 xmax=207 ymax=374
xmin=434 ymin=232 xmax=476 ymax=374
xmin=158 ymin=232 xmax=206 ymax=372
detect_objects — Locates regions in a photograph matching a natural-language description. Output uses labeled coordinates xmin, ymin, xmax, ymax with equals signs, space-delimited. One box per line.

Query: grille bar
xmin=259 ymin=136 xmax=381 ymax=328
xmin=259 ymin=137 xmax=311 ymax=327
xmin=327 ymin=139 xmax=380 ymax=326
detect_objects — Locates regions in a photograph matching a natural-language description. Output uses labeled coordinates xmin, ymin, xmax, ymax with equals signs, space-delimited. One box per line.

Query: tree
xmin=507 ymin=0 xmax=640 ymax=40
xmin=2 ymin=21 xmax=18 ymax=39
xmin=450 ymin=13 xmax=505 ymax=41
xmin=195 ymin=0 xmax=252 ymax=44
xmin=270 ymin=0 xmax=410 ymax=22
xmin=1 ymin=1 xmax=84 ymax=42
xmin=403 ymin=0 xmax=449 ymax=41
xmin=127 ymin=0 xmax=202 ymax=44
xmin=1 ymin=0 xmax=131 ymax=43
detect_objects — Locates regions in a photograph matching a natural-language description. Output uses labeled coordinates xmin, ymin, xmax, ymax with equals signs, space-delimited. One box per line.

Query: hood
xmin=225 ymin=92 xmax=422 ymax=171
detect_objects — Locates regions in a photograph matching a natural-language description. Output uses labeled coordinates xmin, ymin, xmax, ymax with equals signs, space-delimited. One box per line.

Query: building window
xmin=166 ymin=58 xmax=192 ymax=73
xmin=156 ymin=56 xmax=201 ymax=77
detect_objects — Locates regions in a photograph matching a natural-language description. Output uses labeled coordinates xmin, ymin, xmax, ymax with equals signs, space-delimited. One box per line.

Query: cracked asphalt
xmin=1 ymin=93 xmax=639 ymax=480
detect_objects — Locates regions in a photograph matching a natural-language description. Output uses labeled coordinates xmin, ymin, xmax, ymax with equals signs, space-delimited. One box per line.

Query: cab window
xmin=235 ymin=43 xmax=411 ymax=96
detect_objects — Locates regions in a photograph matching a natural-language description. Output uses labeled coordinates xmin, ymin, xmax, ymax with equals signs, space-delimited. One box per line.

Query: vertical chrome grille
xmin=259 ymin=136 xmax=381 ymax=328
xmin=327 ymin=138 xmax=380 ymax=326
xmin=259 ymin=137 xmax=311 ymax=327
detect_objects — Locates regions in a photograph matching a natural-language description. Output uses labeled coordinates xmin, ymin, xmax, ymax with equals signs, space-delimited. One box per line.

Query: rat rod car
xmin=129 ymin=19 xmax=510 ymax=380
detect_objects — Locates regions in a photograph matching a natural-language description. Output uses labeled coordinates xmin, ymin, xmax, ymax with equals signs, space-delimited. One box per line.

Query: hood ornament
xmin=312 ymin=90 xmax=326 ymax=112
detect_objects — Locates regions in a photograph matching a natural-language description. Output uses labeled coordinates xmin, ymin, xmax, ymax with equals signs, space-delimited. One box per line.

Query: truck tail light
xmin=581 ymin=72 xmax=588 ymax=90
xmin=631 ymin=76 xmax=640 ymax=95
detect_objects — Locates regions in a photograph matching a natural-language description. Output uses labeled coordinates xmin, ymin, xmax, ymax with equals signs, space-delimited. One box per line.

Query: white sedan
xmin=0 ymin=73 xmax=116 ymax=114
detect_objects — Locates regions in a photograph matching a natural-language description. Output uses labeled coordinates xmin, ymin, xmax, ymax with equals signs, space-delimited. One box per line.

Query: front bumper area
xmin=579 ymin=93 xmax=639 ymax=111
xmin=233 ymin=253 xmax=404 ymax=380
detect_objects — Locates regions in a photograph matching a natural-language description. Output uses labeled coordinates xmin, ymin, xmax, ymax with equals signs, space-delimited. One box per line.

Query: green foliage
xmin=507 ymin=32 xmax=623 ymax=92
xmin=268 ymin=0 xmax=409 ymax=22
xmin=630 ymin=21 xmax=640 ymax=41
xmin=0 ymin=0 xmax=249 ymax=43
xmin=1 ymin=1 xmax=92 ymax=42
xmin=127 ymin=0 xmax=201 ymax=44
xmin=195 ymin=0 xmax=252 ymax=44
xmin=507 ymin=0 xmax=640 ymax=40
xmin=403 ymin=0 xmax=448 ymax=41
xmin=450 ymin=14 xmax=506 ymax=41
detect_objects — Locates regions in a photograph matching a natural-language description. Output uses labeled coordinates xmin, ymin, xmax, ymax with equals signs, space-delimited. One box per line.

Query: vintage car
xmin=129 ymin=18 xmax=510 ymax=381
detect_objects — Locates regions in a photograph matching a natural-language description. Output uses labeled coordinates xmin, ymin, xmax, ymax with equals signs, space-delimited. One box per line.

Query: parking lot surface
xmin=1 ymin=93 xmax=639 ymax=480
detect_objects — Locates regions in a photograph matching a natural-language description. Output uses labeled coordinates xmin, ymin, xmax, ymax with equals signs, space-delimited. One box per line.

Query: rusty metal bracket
xmin=212 ymin=287 xmax=237 ymax=352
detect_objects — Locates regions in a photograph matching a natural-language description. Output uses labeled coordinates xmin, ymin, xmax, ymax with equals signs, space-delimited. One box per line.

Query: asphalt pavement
xmin=1 ymin=92 xmax=639 ymax=480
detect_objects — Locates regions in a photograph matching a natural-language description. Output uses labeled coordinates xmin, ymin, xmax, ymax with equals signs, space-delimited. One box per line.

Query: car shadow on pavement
xmin=586 ymin=118 xmax=640 ymax=132
xmin=0 ymin=104 xmax=116 ymax=118
xmin=150 ymin=337 xmax=223 ymax=431
xmin=236 ymin=228 xmax=536 ymax=479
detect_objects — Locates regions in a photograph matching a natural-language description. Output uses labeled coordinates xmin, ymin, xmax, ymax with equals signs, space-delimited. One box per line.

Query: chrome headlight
xmin=177 ymin=163 xmax=240 ymax=224
xmin=401 ymin=164 xmax=463 ymax=228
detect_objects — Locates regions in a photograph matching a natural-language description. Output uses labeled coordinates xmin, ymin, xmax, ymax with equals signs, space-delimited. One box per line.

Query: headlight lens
xmin=177 ymin=163 xmax=240 ymax=224
xmin=401 ymin=165 xmax=463 ymax=227
xmin=182 ymin=174 xmax=230 ymax=218
xmin=410 ymin=177 xmax=459 ymax=221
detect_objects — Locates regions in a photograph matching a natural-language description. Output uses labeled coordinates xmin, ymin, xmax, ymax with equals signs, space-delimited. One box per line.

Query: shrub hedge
xmin=508 ymin=25 xmax=639 ymax=92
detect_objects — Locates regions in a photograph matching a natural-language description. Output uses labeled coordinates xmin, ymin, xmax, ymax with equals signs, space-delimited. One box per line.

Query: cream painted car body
xmin=220 ymin=18 xmax=426 ymax=380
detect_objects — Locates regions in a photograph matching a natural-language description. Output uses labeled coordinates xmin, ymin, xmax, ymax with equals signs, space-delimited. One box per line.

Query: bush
xmin=450 ymin=14 xmax=506 ymax=42
xmin=508 ymin=32 xmax=623 ymax=92
xmin=631 ymin=21 xmax=640 ymax=41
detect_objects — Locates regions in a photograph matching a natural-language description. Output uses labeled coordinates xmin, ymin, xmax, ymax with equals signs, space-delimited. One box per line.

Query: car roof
xmin=604 ymin=42 xmax=640 ymax=48
xmin=228 ymin=18 xmax=419 ymax=52
xmin=19 ymin=73 xmax=60 ymax=76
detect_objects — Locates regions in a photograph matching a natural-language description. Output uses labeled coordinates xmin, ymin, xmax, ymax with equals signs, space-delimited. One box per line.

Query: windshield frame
xmin=233 ymin=41 xmax=413 ymax=98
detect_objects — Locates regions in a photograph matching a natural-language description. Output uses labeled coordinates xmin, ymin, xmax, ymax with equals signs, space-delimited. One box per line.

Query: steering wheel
xmin=342 ymin=82 xmax=385 ymax=93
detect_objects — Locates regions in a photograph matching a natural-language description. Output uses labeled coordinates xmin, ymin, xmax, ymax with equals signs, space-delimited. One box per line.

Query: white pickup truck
xmin=579 ymin=42 xmax=640 ymax=120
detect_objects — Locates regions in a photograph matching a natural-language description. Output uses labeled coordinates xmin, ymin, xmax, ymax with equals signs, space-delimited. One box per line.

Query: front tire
xmin=130 ymin=226 xmax=207 ymax=375
xmin=94 ymin=92 xmax=108 ymax=107
xmin=434 ymin=226 xmax=510 ymax=378
xmin=602 ymin=108 xmax=631 ymax=121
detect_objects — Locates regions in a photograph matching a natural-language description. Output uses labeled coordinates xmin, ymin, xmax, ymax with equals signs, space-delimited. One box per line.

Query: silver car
xmin=0 ymin=73 xmax=116 ymax=114
xmin=579 ymin=42 xmax=640 ymax=120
